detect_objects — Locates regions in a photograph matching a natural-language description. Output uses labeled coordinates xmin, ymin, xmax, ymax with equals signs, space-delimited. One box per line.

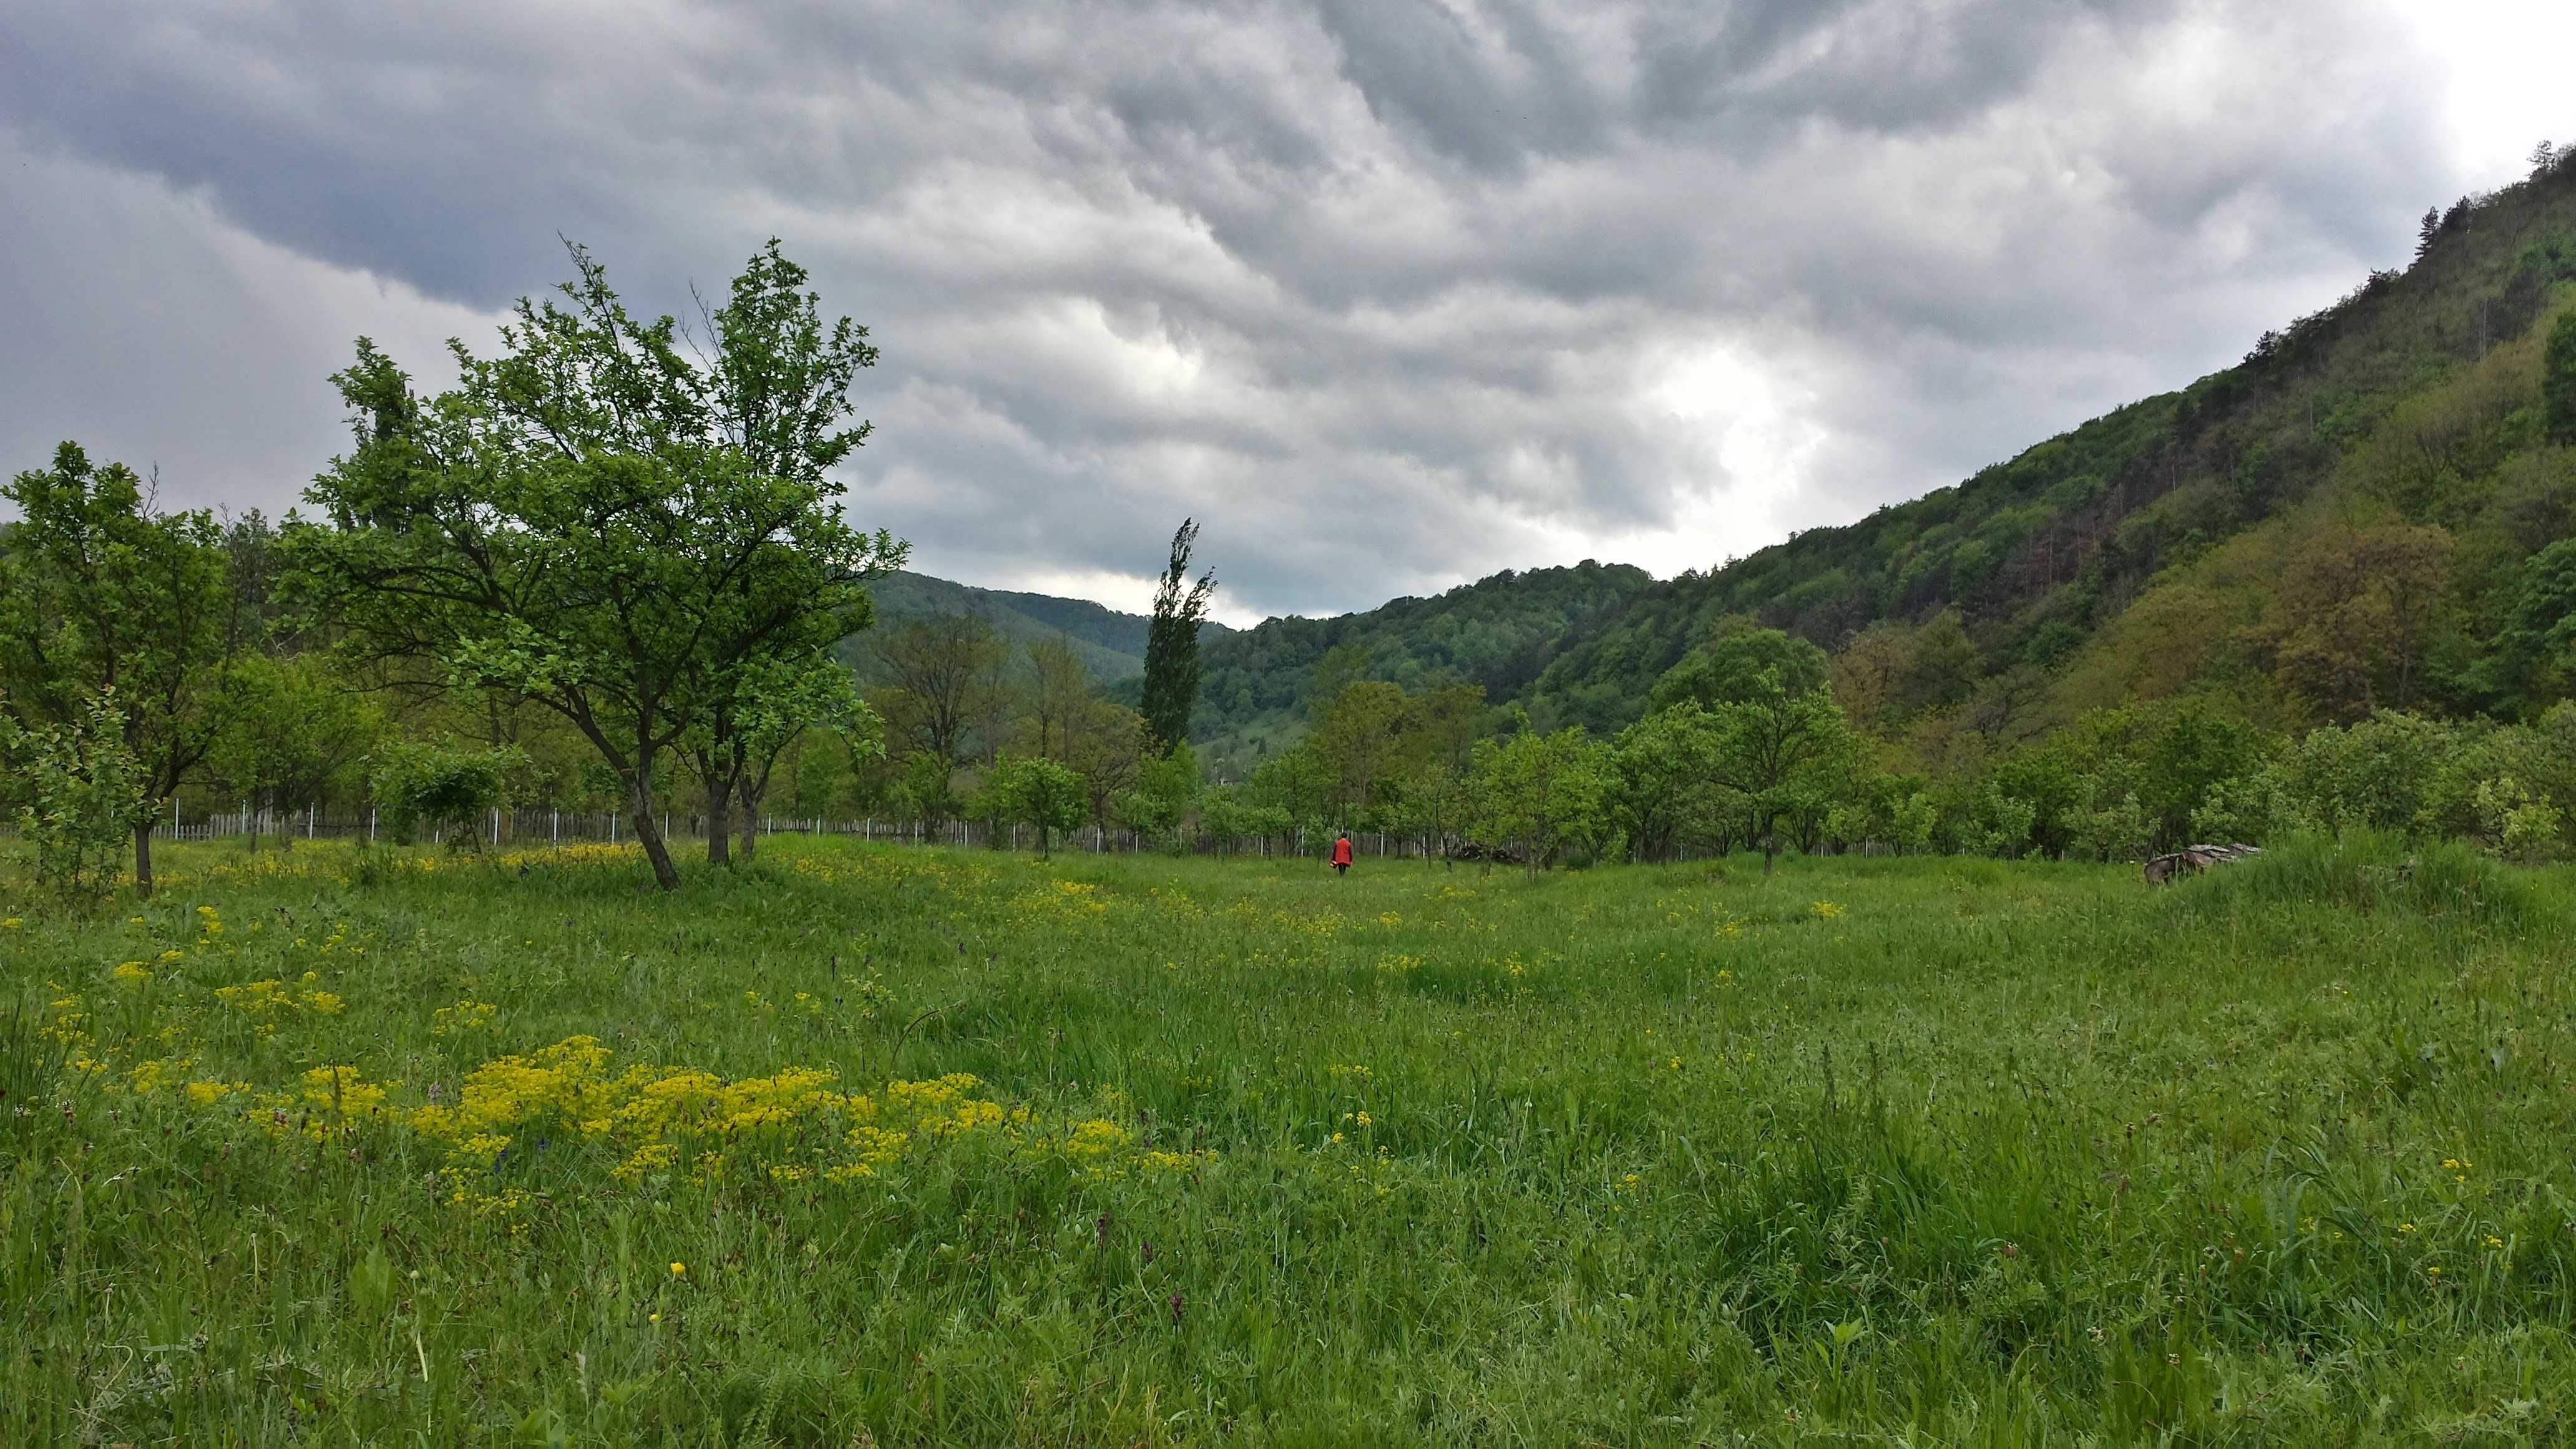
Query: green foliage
xmin=1186 ymin=560 xmax=1651 ymax=758
xmin=1647 ymin=620 xmax=1829 ymax=713
xmin=895 ymin=753 xmax=961 ymax=833
xmin=1603 ymin=704 xmax=1725 ymax=863
xmin=0 ymin=441 xmax=243 ymax=891
xmin=1470 ymin=721 xmax=1608 ymax=873
xmin=368 ymin=741 xmax=524 ymax=851
xmin=0 ymin=689 xmax=153 ymax=904
xmin=2546 ymin=307 xmax=2576 ymax=445
xmin=291 ymin=240 xmax=905 ymax=889
xmin=1245 ymin=742 xmax=1335 ymax=846
xmin=989 ymin=756 xmax=1090 ymax=858
xmin=207 ymin=654 xmax=386 ymax=840
xmin=1695 ymin=670 xmax=1865 ymax=871
xmin=1140 ymin=519 xmax=1214 ymax=756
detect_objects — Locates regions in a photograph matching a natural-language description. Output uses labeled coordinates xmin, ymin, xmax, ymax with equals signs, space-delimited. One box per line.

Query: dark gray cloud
xmin=0 ymin=0 xmax=2543 ymax=620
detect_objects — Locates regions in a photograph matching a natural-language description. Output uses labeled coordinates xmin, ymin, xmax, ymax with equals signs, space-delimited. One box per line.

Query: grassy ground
xmin=2 ymin=834 xmax=2572 ymax=1445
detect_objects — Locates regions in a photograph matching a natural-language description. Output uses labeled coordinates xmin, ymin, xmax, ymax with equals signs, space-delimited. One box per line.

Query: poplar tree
xmin=1140 ymin=519 xmax=1214 ymax=755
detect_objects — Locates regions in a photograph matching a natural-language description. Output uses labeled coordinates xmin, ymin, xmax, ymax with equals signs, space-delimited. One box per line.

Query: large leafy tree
xmin=1699 ymin=668 xmax=1865 ymax=875
xmin=1141 ymin=519 xmax=1214 ymax=754
xmin=1472 ymin=718 xmax=1608 ymax=876
xmin=291 ymin=242 xmax=904 ymax=889
xmin=1605 ymin=704 xmax=1724 ymax=863
xmin=0 ymin=443 xmax=247 ymax=894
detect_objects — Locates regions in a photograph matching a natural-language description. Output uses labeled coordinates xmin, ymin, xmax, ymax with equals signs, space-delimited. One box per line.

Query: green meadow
xmin=4 ymin=836 xmax=2572 ymax=1445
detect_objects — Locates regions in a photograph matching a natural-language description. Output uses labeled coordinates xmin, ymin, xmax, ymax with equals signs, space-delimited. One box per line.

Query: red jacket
xmin=1331 ymin=837 xmax=1354 ymax=866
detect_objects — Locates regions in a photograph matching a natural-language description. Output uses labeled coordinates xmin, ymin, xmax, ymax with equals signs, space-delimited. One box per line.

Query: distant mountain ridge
xmin=862 ymin=570 xmax=1235 ymax=682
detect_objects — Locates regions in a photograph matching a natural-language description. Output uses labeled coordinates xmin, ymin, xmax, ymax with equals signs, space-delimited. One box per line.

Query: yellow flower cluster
xmin=380 ymin=1037 xmax=1172 ymax=1198
xmin=431 ymin=1000 xmax=498 ymax=1037
xmin=1809 ymin=900 xmax=1847 ymax=920
xmin=212 ymin=973 xmax=346 ymax=1033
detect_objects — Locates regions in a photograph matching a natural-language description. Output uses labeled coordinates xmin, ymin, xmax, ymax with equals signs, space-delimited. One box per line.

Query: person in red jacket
xmin=1330 ymin=830 xmax=1354 ymax=875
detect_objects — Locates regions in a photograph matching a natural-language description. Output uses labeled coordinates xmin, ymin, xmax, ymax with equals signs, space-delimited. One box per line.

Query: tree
xmin=0 ymin=443 xmax=245 ymax=894
xmin=1141 ymin=519 xmax=1214 ymax=754
xmin=2545 ymin=310 xmax=2576 ymax=447
xmin=1701 ymin=670 xmax=1866 ymax=875
xmin=2415 ymin=205 xmax=2442 ymax=263
xmin=681 ymin=240 xmax=893 ymax=864
xmin=0 ymin=688 xmax=156 ymax=905
xmin=1062 ymin=698 xmax=1151 ymax=826
xmin=1472 ymin=720 xmax=1608 ymax=876
xmin=1247 ymin=742 xmax=1335 ymax=851
xmin=208 ymin=653 xmax=386 ymax=849
xmin=993 ymin=756 xmax=1091 ymax=859
xmin=1025 ymin=634 xmax=1093 ymax=761
xmin=1312 ymin=680 xmax=1413 ymax=814
xmin=897 ymin=752 xmax=961 ymax=834
xmin=707 ymin=656 xmax=876 ymax=862
xmin=2504 ymin=538 xmax=2576 ymax=687
xmin=292 ymin=243 xmax=905 ymax=889
xmin=1650 ymin=622 xmax=1829 ymax=713
xmin=869 ymin=613 xmax=1007 ymax=766
xmin=1606 ymin=704 xmax=1723 ymax=862
xmin=2263 ymin=523 xmax=2455 ymax=720
xmin=1395 ymin=759 xmax=1480 ymax=864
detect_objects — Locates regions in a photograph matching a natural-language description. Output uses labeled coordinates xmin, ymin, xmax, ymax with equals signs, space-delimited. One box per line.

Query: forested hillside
xmin=1519 ymin=147 xmax=2576 ymax=745
xmin=862 ymin=570 xmax=1231 ymax=683
xmin=1174 ymin=560 xmax=1652 ymax=766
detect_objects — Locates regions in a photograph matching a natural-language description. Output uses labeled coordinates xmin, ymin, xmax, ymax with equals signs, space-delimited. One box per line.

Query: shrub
xmin=369 ymin=741 xmax=525 ymax=851
xmin=0 ymin=688 xmax=154 ymax=905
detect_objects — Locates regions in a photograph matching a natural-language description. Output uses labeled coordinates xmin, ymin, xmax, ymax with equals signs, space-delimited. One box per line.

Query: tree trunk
xmin=706 ymin=774 xmax=733 ymax=867
xmin=628 ymin=776 xmax=682 ymax=889
xmin=134 ymin=822 xmax=155 ymax=899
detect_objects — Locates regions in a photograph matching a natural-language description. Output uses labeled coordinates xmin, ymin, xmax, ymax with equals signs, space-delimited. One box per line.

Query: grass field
xmin=3 ymin=834 xmax=2572 ymax=1445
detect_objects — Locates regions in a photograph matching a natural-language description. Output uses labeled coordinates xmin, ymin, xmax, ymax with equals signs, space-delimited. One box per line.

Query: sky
xmin=2 ymin=1 xmax=2570 ymax=627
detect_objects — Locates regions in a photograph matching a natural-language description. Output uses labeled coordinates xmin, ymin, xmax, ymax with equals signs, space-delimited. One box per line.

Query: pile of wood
xmin=1444 ymin=839 xmax=1530 ymax=866
xmin=2143 ymin=842 xmax=2263 ymax=885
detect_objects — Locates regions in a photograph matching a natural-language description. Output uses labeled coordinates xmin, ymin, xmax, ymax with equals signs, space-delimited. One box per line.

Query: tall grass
xmin=3 ymin=837 xmax=2573 ymax=1443
xmin=2180 ymin=829 xmax=2538 ymax=929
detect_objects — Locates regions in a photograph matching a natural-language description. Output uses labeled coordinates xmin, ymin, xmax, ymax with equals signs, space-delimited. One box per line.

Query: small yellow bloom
xmin=650 ymin=1312 xmax=662 ymax=1323
xmin=670 ymin=1262 xmax=686 ymax=1276
xmin=1 ymin=917 xmax=22 ymax=930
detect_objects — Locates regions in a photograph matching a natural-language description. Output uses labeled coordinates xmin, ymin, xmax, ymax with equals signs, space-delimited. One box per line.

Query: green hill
xmin=1178 ymin=560 xmax=1655 ymax=764
xmin=1514 ymin=149 xmax=2576 ymax=745
xmin=861 ymin=570 xmax=1232 ymax=683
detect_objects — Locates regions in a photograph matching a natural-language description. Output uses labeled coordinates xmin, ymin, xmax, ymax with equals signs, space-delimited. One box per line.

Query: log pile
xmin=2143 ymin=842 xmax=2262 ymax=885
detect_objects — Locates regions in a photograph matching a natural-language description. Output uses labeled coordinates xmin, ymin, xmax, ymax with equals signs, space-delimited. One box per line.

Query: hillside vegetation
xmin=1520 ymin=149 xmax=2576 ymax=743
xmin=861 ymin=571 xmax=1231 ymax=685
xmin=1177 ymin=560 xmax=1652 ymax=771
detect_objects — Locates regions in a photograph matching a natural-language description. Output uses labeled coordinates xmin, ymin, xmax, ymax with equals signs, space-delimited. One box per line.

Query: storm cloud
xmin=0 ymin=1 xmax=2558 ymax=620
